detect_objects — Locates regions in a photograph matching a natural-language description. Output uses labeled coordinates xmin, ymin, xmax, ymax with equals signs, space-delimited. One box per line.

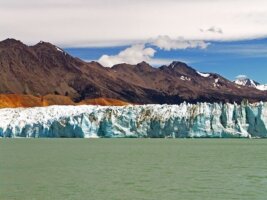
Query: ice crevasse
xmin=0 ymin=102 xmax=267 ymax=138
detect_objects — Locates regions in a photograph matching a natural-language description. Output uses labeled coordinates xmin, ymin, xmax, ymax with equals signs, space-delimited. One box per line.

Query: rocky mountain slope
xmin=1 ymin=38 xmax=267 ymax=105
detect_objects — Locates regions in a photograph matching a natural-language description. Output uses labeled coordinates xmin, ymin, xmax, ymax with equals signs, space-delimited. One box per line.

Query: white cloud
xmin=1 ymin=0 xmax=267 ymax=46
xmin=98 ymin=44 xmax=156 ymax=67
xmin=98 ymin=35 xmax=208 ymax=67
xmin=97 ymin=41 xmax=198 ymax=67
xmin=150 ymin=35 xmax=209 ymax=51
xmin=200 ymin=26 xmax=223 ymax=34
xmin=236 ymin=75 xmax=248 ymax=80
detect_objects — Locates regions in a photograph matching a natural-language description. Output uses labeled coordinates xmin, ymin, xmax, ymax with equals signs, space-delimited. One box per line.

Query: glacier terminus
xmin=1 ymin=102 xmax=267 ymax=138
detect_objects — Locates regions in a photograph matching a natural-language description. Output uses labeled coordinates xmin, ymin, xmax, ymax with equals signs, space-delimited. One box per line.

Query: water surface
xmin=1 ymin=139 xmax=267 ymax=200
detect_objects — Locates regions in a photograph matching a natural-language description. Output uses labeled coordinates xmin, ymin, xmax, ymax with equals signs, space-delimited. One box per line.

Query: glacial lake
xmin=1 ymin=139 xmax=267 ymax=200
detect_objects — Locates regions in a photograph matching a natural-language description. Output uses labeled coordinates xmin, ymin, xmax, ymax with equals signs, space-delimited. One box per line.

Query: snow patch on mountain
xmin=180 ymin=76 xmax=191 ymax=81
xmin=256 ymin=85 xmax=267 ymax=91
xmin=213 ymin=78 xmax=220 ymax=87
xmin=56 ymin=47 xmax=63 ymax=53
xmin=197 ymin=71 xmax=210 ymax=77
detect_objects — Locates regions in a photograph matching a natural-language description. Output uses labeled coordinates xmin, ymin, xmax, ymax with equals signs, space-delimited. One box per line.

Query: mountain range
xmin=0 ymin=38 xmax=267 ymax=107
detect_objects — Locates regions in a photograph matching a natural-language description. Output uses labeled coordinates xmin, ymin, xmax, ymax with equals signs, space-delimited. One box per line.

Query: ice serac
xmin=1 ymin=102 xmax=267 ymax=138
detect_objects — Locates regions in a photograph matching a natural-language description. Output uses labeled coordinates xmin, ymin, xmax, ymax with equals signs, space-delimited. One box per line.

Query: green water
xmin=1 ymin=139 xmax=267 ymax=200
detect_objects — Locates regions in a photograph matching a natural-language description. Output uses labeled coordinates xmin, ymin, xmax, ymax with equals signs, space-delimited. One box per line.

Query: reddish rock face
xmin=0 ymin=38 xmax=267 ymax=105
xmin=0 ymin=94 xmax=129 ymax=108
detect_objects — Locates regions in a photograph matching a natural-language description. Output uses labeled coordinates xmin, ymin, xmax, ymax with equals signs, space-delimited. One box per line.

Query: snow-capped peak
xmin=234 ymin=78 xmax=257 ymax=87
xmin=234 ymin=75 xmax=267 ymax=91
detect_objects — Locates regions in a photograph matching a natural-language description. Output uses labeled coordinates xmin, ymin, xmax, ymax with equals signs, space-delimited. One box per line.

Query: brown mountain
xmin=0 ymin=38 xmax=267 ymax=105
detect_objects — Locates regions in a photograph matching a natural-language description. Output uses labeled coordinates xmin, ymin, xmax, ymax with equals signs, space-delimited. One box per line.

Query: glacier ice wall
xmin=1 ymin=102 xmax=267 ymax=138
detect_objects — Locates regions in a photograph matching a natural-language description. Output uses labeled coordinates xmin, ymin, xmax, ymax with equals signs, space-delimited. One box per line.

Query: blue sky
xmin=65 ymin=38 xmax=267 ymax=83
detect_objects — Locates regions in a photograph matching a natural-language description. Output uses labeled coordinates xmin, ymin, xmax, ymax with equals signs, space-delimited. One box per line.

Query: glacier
xmin=1 ymin=102 xmax=267 ymax=138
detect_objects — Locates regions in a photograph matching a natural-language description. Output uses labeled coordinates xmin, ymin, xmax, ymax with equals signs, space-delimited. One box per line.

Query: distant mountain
xmin=234 ymin=76 xmax=267 ymax=91
xmin=1 ymin=38 xmax=267 ymax=106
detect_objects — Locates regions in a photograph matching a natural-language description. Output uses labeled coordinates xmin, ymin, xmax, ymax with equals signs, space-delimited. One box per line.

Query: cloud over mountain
xmin=151 ymin=35 xmax=209 ymax=51
xmin=1 ymin=0 xmax=267 ymax=47
xmin=99 ymin=44 xmax=156 ymax=67
xmin=236 ymin=75 xmax=248 ymax=80
xmin=98 ymin=35 xmax=209 ymax=67
xmin=200 ymin=26 xmax=223 ymax=34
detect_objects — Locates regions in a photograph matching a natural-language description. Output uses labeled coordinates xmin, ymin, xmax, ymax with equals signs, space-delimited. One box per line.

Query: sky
xmin=1 ymin=0 xmax=267 ymax=83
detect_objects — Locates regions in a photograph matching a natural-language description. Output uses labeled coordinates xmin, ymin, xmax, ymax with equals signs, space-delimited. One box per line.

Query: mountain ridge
xmin=1 ymin=38 xmax=267 ymax=105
